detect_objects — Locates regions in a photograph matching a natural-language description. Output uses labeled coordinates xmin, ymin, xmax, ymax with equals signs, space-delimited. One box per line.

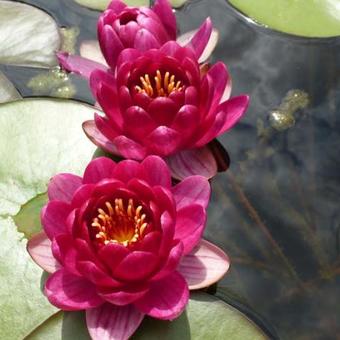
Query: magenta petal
xmin=148 ymin=97 xmax=177 ymax=126
xmin=178 ymin=239 xmax=230 ymax=290
xmin=171 ymin=105 xmax=199 ymax=135
xmin=89 ymin=69 xmax=116 ymax=99
xmin=114 ymin=251 xmax=159 ymax=281
xmin=77 ymin=261 xmax=121 ymax=288
xmin=151 ymin=240 xmax=184 ymax=281
xmin=140 ymin=155 xmax=171 ymax=188
xmin=57 ymin=52 xmax=107 ymax=79
xmin=123 ymin=106 xmax=156 ymax=139
xmin=83 ymin=157 xmax=116 ymax=184
xmin=186 ymin=18 xmax=212 ymax=59
xmin=108 ymin=0 xmax=127 ymax=13
xmin=113 ymin=135 xmax=147 ymax=160
xmin=98 ymin=287 xmax=148 ymax=306
xmin=165 ymin=146 xmax=218 ymax=180
xmin=98 ymin=243 xmax=130 ymax=273
xmin=42 ymin=201 xmax=72 ymax=240
xmin=112 ymin=159 xmax=140 ymax=183
xmin=159 ymin=211 xmax=175 ymax=256
xmin=27 ymin=232 xmax=60 ymax=273
xmin=134 ymin=271 xmax=189 ymax=320
xmin=207 ymin=62 xmax=231 ymax=107
xmin=45 ymin=269 xmax=104 ymax=311
xmin=215 ymin=95 xmax=250 ymax=135
xmin=94 ymin=113 xmax=120 ymax=141
xmin=152 ymin=0 xmax=176 ymax=39
xmin=146 ymin=126 xmax=181 ymax=156
xmin=172 ymin=175 xmax=211 ymax=210
xmin=52 ymin=234 xmax=80 ymax=275
xmin=83 ymin=120 xmax=121 ymax=156
xmin=126 ymin=178 xmax=155 ymax=202
xmin=196 ymin=95 xmax=249 ymax=147
xmin=178 ymin=28 xmax=219 ymax=63
xmin=174 ymin=204 xmax=206 ymax=255
xmin=86 ymin=303 xmax=144 ymax=340
xmin=71 ymin=184 xmax=95 ymax=208
xmin=100 ymin=25 xmax=124 ymax=69
xmin=134 ymin=29 xmax=161 ymax=50
xmin=48 ymin=173 xmax=82 ymax=203
xmin=116 ymin=48 xmax=142 ymax=69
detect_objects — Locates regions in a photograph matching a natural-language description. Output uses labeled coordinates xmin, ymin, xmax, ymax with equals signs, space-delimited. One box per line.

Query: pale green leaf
xmin=229 ymin=0 xmax=340 ymax=38
xmin=170 ymin=0 xmax=187 ymax=8
xmin=0 ymin=98 xmax=97 ymax=339
xmin=0 ymin=98 xmax=96 ymax=217
xmin=0 ymin=1 xmax=61 ymax=67
xmin=73 ymin=0 xmax=149 ymax=11
xmin=0 ymin=217 xmax=57 ymax=339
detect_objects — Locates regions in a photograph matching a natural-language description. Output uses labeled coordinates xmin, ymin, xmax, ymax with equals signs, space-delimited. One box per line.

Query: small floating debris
xmin=27 ymin=66 xmax=76 ymax=99
xmin=60 ymin=27 xmax=80 ymax=54
xmin=269 ymin=89 xmax=309 ymax=131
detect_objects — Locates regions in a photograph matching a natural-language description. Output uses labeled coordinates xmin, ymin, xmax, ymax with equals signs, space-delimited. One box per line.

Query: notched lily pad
xmin=0 ymin=0 xmax=61 ymax=67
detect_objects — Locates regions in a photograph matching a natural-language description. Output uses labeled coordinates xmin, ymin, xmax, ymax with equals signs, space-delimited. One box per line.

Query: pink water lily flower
xmin=57 ymin=0 xmax=218 ymax=79
xmin=83 ymin=41 xmax=249 ymax=179
xmin=27 ymin=156 xmax=229 ymax=340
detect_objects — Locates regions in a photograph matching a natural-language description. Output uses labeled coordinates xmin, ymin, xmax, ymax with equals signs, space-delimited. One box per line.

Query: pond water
xmin=1 ymin=0 xmax=340 ymax=339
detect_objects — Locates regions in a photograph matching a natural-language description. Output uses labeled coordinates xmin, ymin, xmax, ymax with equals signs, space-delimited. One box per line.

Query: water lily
xmin=57 ymin=0 xmax=218 ymax=79
xmin=83 ymin=41 xmax=249 ymax=179
xmin=27 ymin=156 xmax=230 ymax=340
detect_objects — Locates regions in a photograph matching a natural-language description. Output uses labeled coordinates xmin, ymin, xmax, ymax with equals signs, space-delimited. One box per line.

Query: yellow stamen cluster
xmin=135 ymin=70 xmax=183 ymax=97
xmin=91 ymin=198 xmax=148 ymax=247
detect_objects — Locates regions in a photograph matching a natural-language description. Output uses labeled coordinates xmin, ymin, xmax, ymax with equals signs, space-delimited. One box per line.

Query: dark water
xmin=2 ymin=0 xmax=340 ymax=339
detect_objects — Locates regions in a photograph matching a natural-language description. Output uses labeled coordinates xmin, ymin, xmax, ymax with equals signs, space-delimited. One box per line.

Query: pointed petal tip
xmin=27 ymin=232 xmax=60 ymax=273
xmin=179 ymin=239 xmax=230 ymax=290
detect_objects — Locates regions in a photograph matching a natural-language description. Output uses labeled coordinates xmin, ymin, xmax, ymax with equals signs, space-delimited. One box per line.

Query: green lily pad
xmin=73 ymin=0 xmax=149 ymax=11
xmin=73 ymin=0 xmax=187 ymax=11
xmin=0 ymin=98 xmax=97 ymax=338
xmin=0 ymin=71 xmax=21 ymax=103
xmin=170 ymin=0 xmax=188 ymax=8
xmin=229 ymin=0 xmax=340 ymax=38
xmin=0 ymin=1 xmax=60 ymax=67
xmin=14 ymin=193 xmax=48 ymax=239
xmin=26 ymin=292 xmax=268 ymax=339
xmin=0 ymin=98 xmax=96 ymax=216
xmin=0 ymin=217 xmax=58 ymax=339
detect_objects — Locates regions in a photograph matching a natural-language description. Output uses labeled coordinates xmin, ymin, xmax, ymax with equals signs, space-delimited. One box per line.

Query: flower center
xmin=135 ymin=70 xmax=183 ymax=97
xmin=91 ymin=198 xmax=148 ymax=247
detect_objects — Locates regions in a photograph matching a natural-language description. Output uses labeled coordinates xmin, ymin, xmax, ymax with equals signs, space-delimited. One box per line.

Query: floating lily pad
xmin=0 ymin=0 xmax=60 ymax=67
xmin=170 ymin=0 xmax=188 ymax=8
xmin=0 ymin=98 xmax=96 ymax=216
xmin=0 ymin=217 xmax=58 ymax=339
xmin=73 ymin=0 xmax=149 ymax=11
xmin=73 ymin=0 xmax=188 ymax=11
xmin=26 ymin=292 xmax=268 ymax=339
xmin=229 ymin=0 xmax=340 ymax=38
xmin=0 ymin=98 xmax=96 ymax=338
xmin=0 ymin=71 xmax=21 ymax=103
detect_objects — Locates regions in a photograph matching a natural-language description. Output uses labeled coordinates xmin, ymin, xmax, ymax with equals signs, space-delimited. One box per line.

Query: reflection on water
xmin=178 ymin=1 xmax=340 ymax=338
xmin=1 ymin=0 xmax=340 ymax=339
